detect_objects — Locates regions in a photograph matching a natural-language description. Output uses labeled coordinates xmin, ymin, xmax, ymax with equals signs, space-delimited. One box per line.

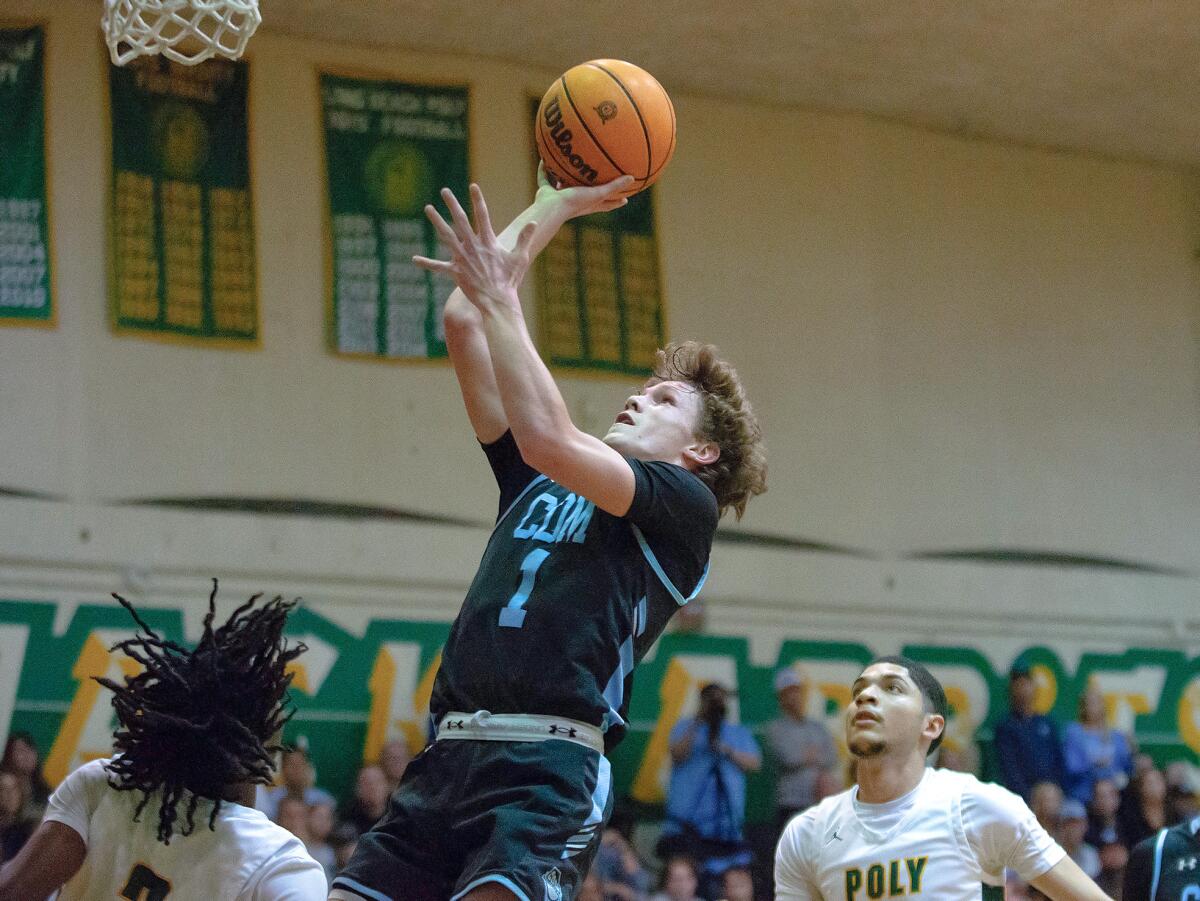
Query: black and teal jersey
xmin=1125 ymin=816 xmax=1200 ymax=900
xmin=429 ymin=430 xmax=718 ymax=751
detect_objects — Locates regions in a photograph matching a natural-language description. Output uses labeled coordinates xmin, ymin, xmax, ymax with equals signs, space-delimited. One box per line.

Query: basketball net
xmin=102 ymin=0 xmax=261 ymax=66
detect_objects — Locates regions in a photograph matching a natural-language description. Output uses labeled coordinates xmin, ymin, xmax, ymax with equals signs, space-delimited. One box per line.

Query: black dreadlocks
xmin=97 ymin=579 xmax=306 ymax=843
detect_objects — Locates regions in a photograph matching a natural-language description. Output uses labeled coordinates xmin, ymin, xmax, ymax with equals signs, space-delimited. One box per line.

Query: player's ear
xmin=923 ymin=713 xmax=945 ymax=746
xmin=684 ymin=440 xmax=719 ymax=468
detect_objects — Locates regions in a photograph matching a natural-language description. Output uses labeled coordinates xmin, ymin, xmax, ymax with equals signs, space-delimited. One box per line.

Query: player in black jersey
xmin=1124 ymin=815 xmax=1200 ymax=900
xmin=329 ymin=168 xmax=766 ymax=901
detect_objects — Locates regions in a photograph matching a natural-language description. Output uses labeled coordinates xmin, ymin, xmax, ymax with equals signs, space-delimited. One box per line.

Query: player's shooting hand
xmin=535 ymin=162 xmax=634 ymax=219
xmin=413 ymin=184 xmax=531 ymax=311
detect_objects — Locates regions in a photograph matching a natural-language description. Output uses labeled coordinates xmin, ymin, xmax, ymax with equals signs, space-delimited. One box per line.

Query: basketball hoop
xmin=102 ymin=0 xmax=261 ymax=67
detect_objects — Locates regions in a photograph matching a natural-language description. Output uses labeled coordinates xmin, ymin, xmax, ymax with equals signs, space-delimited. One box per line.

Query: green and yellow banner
xmin=2 ymin=596 xmax=1196 ymax=818
xmin=320 ymin=72 xmax=468 ymax=361
xmin=0 ymin=26 xmax=52 ymax=325
xmin=109 ymin=56 xmax=257 ymax=343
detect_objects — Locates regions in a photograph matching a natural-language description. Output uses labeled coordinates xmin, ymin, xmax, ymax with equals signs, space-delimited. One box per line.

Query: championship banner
xmin=320 ymin=72 xmax=468 ymax=361
xmin=109 ymin=56 xmax=257 ymax=342
xmin=0 ymin=26 xmax=52 ymax=325
xmin=531 ymin=100 xmax=667 ymax=377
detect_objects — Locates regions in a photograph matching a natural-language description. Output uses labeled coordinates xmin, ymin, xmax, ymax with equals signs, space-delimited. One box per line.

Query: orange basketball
xmin=536 ymin=59 xmax=676 ymax=197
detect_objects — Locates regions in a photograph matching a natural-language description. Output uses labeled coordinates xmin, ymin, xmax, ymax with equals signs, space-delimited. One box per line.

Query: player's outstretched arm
xmin=441 ymin=165 xmax=628 ymax=444
xmin=0 ymin=820 xmax=86 ymax=900
xmin=416 ymin=177 xmax=639 ymax=515
xmin=1028 ymin=856 xmax=1113 ymax=900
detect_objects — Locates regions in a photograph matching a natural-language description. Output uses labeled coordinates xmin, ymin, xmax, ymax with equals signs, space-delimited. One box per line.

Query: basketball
xmin=535 ymin=59 xmax=676 ymax=197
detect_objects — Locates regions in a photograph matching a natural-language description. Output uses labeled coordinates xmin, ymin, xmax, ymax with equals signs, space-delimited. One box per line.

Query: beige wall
xmin=1 ymin=0 xmax=1198 ymax=649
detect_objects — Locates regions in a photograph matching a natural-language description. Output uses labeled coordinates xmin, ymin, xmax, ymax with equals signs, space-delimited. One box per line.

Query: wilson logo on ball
xmin=594 ymin=100 xmax=618 ymax=123
xmin=542 ymin=95 xmax=600 ymax=183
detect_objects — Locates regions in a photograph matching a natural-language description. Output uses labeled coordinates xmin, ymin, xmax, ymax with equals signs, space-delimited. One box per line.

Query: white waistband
xmin=436 ymin=711 xmax=604 ymax=754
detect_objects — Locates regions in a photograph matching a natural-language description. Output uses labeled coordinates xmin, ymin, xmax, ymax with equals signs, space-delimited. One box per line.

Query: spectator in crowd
xmin=579 ymin=870 xmax=605 ymax=901
xmin=275 ymin=795 xmax=312 ymax=844
xmin=764 ymin=666 xmax=837 ymax=830
xmin=340 ymin=763 xmax=391 ymax=835
xmin=1095 ymin=840 xmax=1128 ymax=899
xmin=1030 ymin=780 xmax=1064 ymax=835
xmin=720 ymin=866 xmax=754 ymax=901
xmin=1164 ymin=760 xmax=1200 ymax=824
xmin=1085 ymin=778 xmax=1121 ymax=848
xmin=0 ymin=770 xmax=35 ymax=862
xmin=1059 ymin=799 xmax=1101 ymax=880
xmin=257 ymin=744 xmax=336 ymax=821
xmin=1062 ymin=683 xmax=1133 ymax=804
xmin=994 ymin=664 xmax=1065 ymax=801
xmin=937 ymin=740 xmax=980 ymax=776
xmin=649 ymin=854 xmax=702 ymax=901
xmin=662 ymin=683 xmax=761 ymax=893
xmin=306 ymin=800 xmax=338 ymax=883
xmin=330 ymin=822 xmax=360 ymax=873
xmin=378 ymin=738 xmax=412 ymax=794
xmin=0 ymin=733 xmax=49 ymax=815
xmin=1118 ymin=764 xmax=1167 ymax=848
xmin=593 ymin=828 xmax=651 ymax=901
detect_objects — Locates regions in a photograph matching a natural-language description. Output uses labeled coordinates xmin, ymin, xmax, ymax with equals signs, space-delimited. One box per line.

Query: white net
xmin=103 ymin=0 xmax=261 ymax=66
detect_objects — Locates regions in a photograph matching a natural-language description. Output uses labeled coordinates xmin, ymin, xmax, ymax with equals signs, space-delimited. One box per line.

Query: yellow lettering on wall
xmin=401 ymin=651 xmax=440 ymax=754
xmin=1030 ymin=664 xmax=1057 ymax=714
xmin=363 ymin=642 xmax=441 ymax=763
xmin=1177 ymin=677 xmax=1200 ymax=756
xmin=631 ymin=658 xmax=690 ymax=803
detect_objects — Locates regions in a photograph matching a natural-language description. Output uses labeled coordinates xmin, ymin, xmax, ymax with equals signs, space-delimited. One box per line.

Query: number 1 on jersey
xmin=121 ymin=864 xmax=171 ymax=900
xmin=499 ymin=548 xmax=550 ymax=628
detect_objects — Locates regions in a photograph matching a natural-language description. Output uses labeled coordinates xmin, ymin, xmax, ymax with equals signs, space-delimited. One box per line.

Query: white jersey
xmin=775 ymin=767 xmax=1065 ymax=901
xmin=44 ymin=759 xmax=327 ymax=901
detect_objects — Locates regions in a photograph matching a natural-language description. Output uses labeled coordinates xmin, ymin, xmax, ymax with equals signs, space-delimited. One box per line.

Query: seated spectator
xmin=330 ymin=822 xmax=360 ymax=873
xmin=993 ymin=664 xmax=1065 ymax=801
xmin=579 ymin=870 xmax=605 ymax=901
xmin=0 ymin=733 xmax=49 ymax=815
xmin=594 ymin=828 xmax=650 ymax=901
xmin=1085 ymin=777 xmax=1121 ymax=848
xmin=1062 ymin=684 xmax=1133 ymax=804
xmin=1118 ymin=764 xmax=1168 ymax=848
xmin=306 ymin=800 xmax=338 ymax=882
xmin=340 ymin=764 xmax=391 ymax=835
xmin=1095 ymin=840 xmax=1128 ymax=898
xmin=1164 ymin=760 xmax=1200 ymax=824
xmin=0 ymin=770 xmax=35 ymax=862
xmin=258 ymin=745 xmax=336 ymax=821
xmin=649 ymin=854 xmax=702 ymax=901
xmin=1059 ymin=799 xmax=1101 ymax=880
xmin=720 ymin=866 xmax=754 ymax=901
xmin=275 ymin=795 xmax=312 ymax=844
xmin=1029 ymin=780 xmax=1063 ymax=835
xmin=379 ymin=738 xmax=412 ymax=793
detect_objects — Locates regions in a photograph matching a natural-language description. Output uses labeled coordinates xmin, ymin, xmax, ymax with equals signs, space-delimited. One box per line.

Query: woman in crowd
xmin=0 ymin=770 xmax=35 ymax=862
xmin=650 ymin=854 xmax=703 ymax=901
xmin=0 ymin=734 xmax=49 ymax=816
xmin=1063 ymin=685 xmax=1133 ymax=805
xmin=1117 ymin=764 xmax=1168 ymax=848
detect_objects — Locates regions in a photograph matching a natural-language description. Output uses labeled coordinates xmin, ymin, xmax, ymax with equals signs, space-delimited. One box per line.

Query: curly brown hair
xmin=653 ymin=341 xmax=767 ymax=519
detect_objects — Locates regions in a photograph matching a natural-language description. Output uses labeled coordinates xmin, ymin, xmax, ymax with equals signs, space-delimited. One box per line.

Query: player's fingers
xmin=536 ymin=161 xmax=550 ymax=189
xmin=423 ymin=204 xmax=464 ymax=254
xmin=411 ymin=255 xmax=454 ymax=273
xmin=441 ymin=187 xmax=474 ymax=240
xmin=469 ymin=184 xmax=495 ymax=240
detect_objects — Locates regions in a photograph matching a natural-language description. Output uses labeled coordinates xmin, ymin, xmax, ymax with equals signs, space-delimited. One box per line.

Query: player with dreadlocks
xmin=0 ymin=580 xmax=327 ymax=901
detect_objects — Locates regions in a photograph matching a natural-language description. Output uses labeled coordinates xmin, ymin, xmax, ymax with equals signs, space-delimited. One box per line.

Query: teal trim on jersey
xmin=497 ymin=475 xmax=549 ymax=528
xmin=630 ymin=523 xmax=710 ymax=606
xmin=331 ymin=876 xmax=394 ymax=901
xmin=981 ymin=885 xmax=1004 ymax=900
xmin=635 ymin=595 xmax=648 ymax=636
xmin=450 ymin=874 xmax=532 ymax=901
xmin=1150 ymin=827 xmax=1168 ymax=899
xmin=601 ymin=637 xmax=635 ymax=730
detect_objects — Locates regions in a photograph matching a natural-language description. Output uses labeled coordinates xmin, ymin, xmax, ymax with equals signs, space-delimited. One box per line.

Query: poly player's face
xmin=602 ymin=379 xmax=713 ymax=469
xmin=845 ymin=662 xmax=933 ymax=759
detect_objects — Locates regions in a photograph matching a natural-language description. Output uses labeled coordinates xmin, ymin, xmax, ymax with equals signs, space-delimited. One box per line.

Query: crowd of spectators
xmin=2 ymin=662 xmax=1198 ymax=900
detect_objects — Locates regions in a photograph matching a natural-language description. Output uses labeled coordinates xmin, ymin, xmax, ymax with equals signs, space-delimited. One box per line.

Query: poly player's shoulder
xmin=625 ymin=458 xmax=718 ymax=528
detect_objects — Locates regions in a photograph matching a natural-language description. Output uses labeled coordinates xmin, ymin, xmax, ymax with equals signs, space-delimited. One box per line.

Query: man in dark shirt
xmin=994 ymin=663 xmax=1066 ymax=801
xmin=331 ymin=169 xmax=766 ymax=901
xmin=1123 ymin=815 xmax=1200 ymax=900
